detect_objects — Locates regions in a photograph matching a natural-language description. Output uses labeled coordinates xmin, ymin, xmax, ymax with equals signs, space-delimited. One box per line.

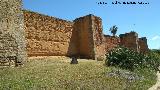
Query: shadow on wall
xmin=67 ymin=15 xmax=95 ymax=59
xmin=66 ymin=26 xmax=79 ymax=58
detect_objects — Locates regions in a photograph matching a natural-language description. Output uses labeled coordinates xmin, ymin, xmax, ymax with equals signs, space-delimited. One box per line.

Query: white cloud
xmin=148 ymin=35 xmax=160 ymax=49
xmin=151 ymin=35 xmax=160 ymax=41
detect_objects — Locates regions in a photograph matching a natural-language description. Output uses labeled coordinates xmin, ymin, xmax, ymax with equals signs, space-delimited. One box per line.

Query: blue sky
xmin=23 ymin=0 xmax=160 ymax=49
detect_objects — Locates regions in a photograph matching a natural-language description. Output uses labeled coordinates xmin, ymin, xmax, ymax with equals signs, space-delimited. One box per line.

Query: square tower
xmin=0 ymin=0 xmax=27 ymax=63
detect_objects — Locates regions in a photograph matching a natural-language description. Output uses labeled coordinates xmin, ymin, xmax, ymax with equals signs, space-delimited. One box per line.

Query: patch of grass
xmin=0 ymin=56 xmax=157 ymax=90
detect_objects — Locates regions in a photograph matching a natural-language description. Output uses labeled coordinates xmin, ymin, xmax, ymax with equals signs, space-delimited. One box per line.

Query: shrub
xmin=106 ymin=46 xmax=160 ymax=71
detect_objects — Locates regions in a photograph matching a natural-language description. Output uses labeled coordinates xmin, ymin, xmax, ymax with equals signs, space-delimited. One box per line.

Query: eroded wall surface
xmin=92 ymin=16 xmax=106 ymax=58
xmin=119 ymin=32 xmax=149 ymax=53
xmin=23 ymin=10 xmax=149 ymax=59
xmin=120 ymin=32 xmax=139 ymax=52
xmin=104 ymin=35 xmax=120 ymax=52
xmin=139 ymin=37 xmax=149 ymax=53
xmin=24 ymin=10 xmax=78 ymax=56
xmin=0 ymin=0 xmax=27 ymax=62
xmin=74 ymin=15 xmax=95 ymax=59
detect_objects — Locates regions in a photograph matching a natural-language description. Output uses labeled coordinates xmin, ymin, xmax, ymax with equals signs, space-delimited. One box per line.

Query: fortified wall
xmin=104 ymin=35 xmax=120 ymax=52
xmin=24 ymin=11 xmax=105 ymax=59
xmin=138 ymin=37 xmax=149 ymax=53
xmin=0 ymin=0 xmax=149 ymax=62
xmin=0 ymin=0 xmax=27 ymax=63
xmin=24 ymin=10 xmax=77 ymax=57
xmin=119 ymin=32 xmax=149 ymax=53
xmin=23 ymin=10 xmax=149 ymax=59
xmin=120 ymin=32 xmax=139 ymax=52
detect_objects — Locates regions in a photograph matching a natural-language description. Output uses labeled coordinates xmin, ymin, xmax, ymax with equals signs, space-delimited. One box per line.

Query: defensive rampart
xmin=1 ymin=0 xmax=149 ymax=61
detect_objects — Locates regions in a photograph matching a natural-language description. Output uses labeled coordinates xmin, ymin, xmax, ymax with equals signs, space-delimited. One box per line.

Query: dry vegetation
xmin=0 ymin=56 xmax=157 ymax=90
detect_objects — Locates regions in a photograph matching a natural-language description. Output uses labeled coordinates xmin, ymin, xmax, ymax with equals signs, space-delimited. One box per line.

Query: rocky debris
xmin=106 ymin=69 xmax=144 ymax=82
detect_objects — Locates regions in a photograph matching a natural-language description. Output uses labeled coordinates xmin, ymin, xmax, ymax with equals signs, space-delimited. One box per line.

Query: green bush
xmin=150 ymin=49 xmax=160 ymax=55
xmin=106 ymin=46 xmax=160 ymax=71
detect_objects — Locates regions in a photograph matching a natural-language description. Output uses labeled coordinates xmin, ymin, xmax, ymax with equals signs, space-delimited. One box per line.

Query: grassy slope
xmin=0 ymin=56 xmax=157 ymax=90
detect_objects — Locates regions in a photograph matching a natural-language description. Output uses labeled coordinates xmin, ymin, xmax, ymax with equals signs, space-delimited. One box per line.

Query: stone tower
xmin=0 ymin=0 xmax=27 ymax=62
xmin=119 ymin=32 xmax=139 ymax=52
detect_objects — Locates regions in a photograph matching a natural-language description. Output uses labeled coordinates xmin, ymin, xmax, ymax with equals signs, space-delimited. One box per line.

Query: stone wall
xmin=104 ymin=35 xmax=120 ymax=52
xmin=24 ymin=12 xmax=107 ymax=59
xmin=23 ymin=10 xmax=149 ymax=60
xmin=119 ymin=32 xmax=139 ymax=52
xmin=0 ymin=33 xmax=17 ymax=57
xmin=119 ymin=32 xmax=149 ymax=53
xmin=23 ymin=10 xmax=78 ymax=57
xmin=139 ymin=37 xmax=149 ymax=53
xmin=0 ymin=0 xmax=149 ymax=61
xmin=0 ymin=0 xmax=27 ymax=62
xmin=92 ymin=16 xmax=106 ymax=58
xmin=73 ymin=15 xmax=95 ymax=59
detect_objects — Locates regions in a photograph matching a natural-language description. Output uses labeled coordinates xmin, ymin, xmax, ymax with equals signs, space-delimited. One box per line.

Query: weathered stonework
xmin=119 ymin=32 xmax=149 ymax=53
xmin=24 ymin=10 xmax=76 ymax=57
xmin=139 ymin=37 xmax=149 ymax=53
xmin=0 ymin=0 xmax=149 ymax=61
xmin=120 ymin=32 xmax=139 ymax=52
xmin=104 ymin=35 xmax=120 ymax=52
xmin=24 ymin=10 xmax=149 ymax=60
xmin=0 ymin=0 xmax=27 ymax=63
xmin=92 ymin=16 xmax=106 ymax=59
xmin=73 ymin=15 xmax=97 ymax=59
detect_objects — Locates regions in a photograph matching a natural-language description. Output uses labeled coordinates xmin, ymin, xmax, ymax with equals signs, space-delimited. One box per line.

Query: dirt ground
xmin=148 ymin=67 xmax=160 ymax=90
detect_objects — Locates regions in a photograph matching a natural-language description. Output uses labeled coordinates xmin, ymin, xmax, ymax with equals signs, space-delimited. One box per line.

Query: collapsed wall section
xmin=0 ymin=0 xmax=27 ymax=62
xmin=24 ymin=10 xmax=78 ymax=56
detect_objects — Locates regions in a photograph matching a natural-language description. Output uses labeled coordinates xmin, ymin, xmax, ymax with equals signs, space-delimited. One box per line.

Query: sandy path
xmin=148 ymin=68 xmax=160 ymax=90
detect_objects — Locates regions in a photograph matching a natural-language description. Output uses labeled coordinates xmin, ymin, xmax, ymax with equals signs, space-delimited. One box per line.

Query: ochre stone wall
xmin=23 ymin=10 xmax=78 ymax=57
xmin=104 ymin=35 xmax=120 ymax=52
xmin=139 ymin=37 xmax=149 ymax=53
xmin=23 ymin=10 xmax=149 ymax=60
xmin=0 ymin=0 xmax=27 ymax=62
xmin=0 ymin=0 xmax=149 ymax=61
xmin=119 ymin=32 xmax=139 ymax=52
xmin=119 ymin=32 xmax=149 ymax=53
xmin=92 ymin=16 xmax=106 ymax=58
xmin=73 ymin=15 xmax=95 ymax=59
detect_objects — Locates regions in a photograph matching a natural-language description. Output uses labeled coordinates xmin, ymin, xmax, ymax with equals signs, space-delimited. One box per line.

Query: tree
xmin=109 ymin=25 xmax=118 ymax=36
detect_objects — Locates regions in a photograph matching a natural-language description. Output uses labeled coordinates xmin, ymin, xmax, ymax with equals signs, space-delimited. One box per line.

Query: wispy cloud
xmin=151 ymin=35 xmax=160 ymax=41
xmin=149 ymin=35 xmax=160 ymax=49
